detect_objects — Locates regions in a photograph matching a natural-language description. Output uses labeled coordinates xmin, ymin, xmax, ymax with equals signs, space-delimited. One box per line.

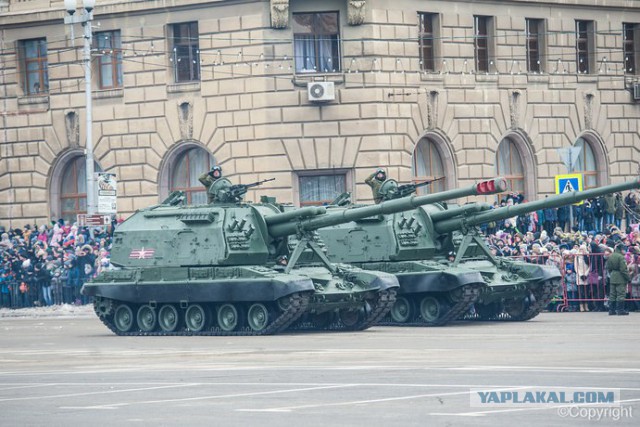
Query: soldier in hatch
xmin=365 ymin=168 xmax=387 ymax=204
xmin=199 ymin=166 xmax=232 ymax=203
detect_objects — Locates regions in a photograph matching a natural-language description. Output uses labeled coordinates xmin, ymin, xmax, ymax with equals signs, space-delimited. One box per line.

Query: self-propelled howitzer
xmin=301 ymin=178 xmax=507 ymax=326
xmin=82 ymin=188 xmax=405 ymax=336
xmin=427 ymin=177 xmax=640 ymax=321
xmin=315 ymin=177 xmax=640 ymax=326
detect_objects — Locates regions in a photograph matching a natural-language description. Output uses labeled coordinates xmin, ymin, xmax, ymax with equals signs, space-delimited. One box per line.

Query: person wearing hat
xmin=365 ymin=168 xmax=387 ymax=204
xmin=199 ymin=165 xmax=223 ymax=204
xmin=606 ymin=243 xmax=631 ymax=315
xmin=564 ymin=265 xmax=578 ymax=312
xmin=574 ymin=244 xmax=591 ymax=312
xmin=274 ymin=254 xmax=288 ymax=271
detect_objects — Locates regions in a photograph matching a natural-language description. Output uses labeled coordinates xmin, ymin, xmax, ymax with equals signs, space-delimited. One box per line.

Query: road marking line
xmin=3 ymin=382 xmax=638 ymax=391
xmin=0 ymin=384 xmax=59 ymax=391
xmin=0 ymin=384 xmax=197 ymax=403
xmin=60 ymin=384 xmax=358 ymax=410
xmin=2 ymin=365 xmax=640 ymax=377
xmin=235 ymin=386 xmax=530 ymax=412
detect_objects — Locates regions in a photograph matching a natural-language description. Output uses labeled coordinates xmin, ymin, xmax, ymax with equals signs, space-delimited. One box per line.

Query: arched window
xmin=412 ymin=138 xmax=446 ymax=194
xmin=574 ymin=137 xmax=597 ymax=189
xmin=170 ymin=147 xmax=215 ymax=204
xmin=59 ymin=157 xmax=102 ymax=223
xmin=496 ymin=137 xmax=524 ymax=195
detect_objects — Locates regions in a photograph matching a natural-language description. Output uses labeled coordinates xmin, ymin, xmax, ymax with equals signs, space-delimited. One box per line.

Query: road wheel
xmin=114 ymin=304 xmax=135 ymax=333
xmin=185 ymin=304 xmax=210 ymax=332
xmin=158 ymin=304 xmax=181 ymax=332
xmin=390 ymin=296 xmax=414 ymax=323
xmin=217 ymin=303 xmax=239 ymax=332
xmin=136 ymin=305 xmax=157 ymax=332
xmin=247 ymin=303 xmax=270 ymax=332
xmin=338 ymin=308 xmax=362 ymax=327
xmin=420 ymin=296 xmax=446 ymax=323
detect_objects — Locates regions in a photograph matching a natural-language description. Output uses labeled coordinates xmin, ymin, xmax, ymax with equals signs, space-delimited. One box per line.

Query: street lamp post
xmin=64 ymin=0 xmax=96 ymax=216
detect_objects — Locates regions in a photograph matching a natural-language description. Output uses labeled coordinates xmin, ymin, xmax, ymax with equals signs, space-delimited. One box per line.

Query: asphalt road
xmin=0 ymin=312 xmax=638 ymax=426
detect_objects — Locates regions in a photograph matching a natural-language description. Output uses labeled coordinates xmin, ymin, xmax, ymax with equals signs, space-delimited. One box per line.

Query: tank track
xmin=93 ymin=292 xmax=310 ymax=336
xmin=351 ymin=289 xmax=397 ymax=331
xmin=466 ymin=280 xmax=559 ymax=322
xmin=289 ymin=289 xmax=397 ymax=332
xmin=505 ymin=280 xmax=558 ymax=321
xmin=377 ymin=284 xmax=481 ymax=327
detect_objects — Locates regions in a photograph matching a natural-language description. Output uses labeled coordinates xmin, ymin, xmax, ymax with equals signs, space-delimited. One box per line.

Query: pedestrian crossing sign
xmin=555 ymin=173 xmax=583 ymax=203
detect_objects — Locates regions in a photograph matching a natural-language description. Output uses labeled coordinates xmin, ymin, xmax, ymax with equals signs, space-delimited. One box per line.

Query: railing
xmin=509 ymin=253 xmax=640 ymax=312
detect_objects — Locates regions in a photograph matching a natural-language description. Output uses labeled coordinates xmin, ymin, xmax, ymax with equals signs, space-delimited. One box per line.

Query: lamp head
xmin=83 ymin=0 xmax=95 ymax=13
xmin=64 ymin=0 xmax=76 ymax=15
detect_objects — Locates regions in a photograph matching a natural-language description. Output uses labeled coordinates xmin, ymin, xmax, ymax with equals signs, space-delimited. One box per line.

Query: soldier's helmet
xmin=211 ymin=165 xmax=222 ymax=179
xmin=375 ymin=168 xmax=386 ymax=181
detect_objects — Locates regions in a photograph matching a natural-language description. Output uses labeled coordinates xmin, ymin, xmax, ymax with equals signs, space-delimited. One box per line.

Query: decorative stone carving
xmin=510 ymin=90 xmax=521 ymax=129
xmin=347 ymin=0 xmax=366 ymax=26
xmin=65 ymin=110 xmax=79 ymax=147
xmin=270 ymin=0 xmax=289 ymax=29
xmin=584 ymin=92 xmax=594 ymax=130
xmin=178 ymin=101 xmax=193 ymax=141
xmin=427 ymin=89 xmax=439 ymax=130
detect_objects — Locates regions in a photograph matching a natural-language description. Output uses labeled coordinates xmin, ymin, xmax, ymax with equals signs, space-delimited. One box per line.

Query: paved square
xmin=0 ymin=312 xmax=638 ymax=426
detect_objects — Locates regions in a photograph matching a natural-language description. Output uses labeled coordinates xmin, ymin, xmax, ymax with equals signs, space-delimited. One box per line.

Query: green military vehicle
xmin=316 ymin=177 xmax=640 ymax=326
xmin=82 ymin=178 xmax=403 ymax=336
xmin=84 ymin=176 xmax=503 ymax=336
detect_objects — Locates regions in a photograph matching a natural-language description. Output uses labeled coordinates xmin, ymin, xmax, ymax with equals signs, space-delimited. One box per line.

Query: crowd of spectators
xmin=2 ymin=189 xmax=640 ymax=312
xmin=0 ymin=218 xmax=117 ymax=308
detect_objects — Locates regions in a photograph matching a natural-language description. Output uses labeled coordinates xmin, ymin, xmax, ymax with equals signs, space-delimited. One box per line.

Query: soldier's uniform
xmin=606 ymin=245 xmax=630 ymax=315
xmin=198 ymin=171 xmax=217 ymax=204
xmin=199 ymin=166 xmax=226 ymax=203
xmin=365 ymin=170 xmax=386 ymax=204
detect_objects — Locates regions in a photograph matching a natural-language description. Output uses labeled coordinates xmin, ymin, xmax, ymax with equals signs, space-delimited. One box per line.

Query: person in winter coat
xmin=557 ymin=205 xmax=569 ymax=231
xmin=604 ymin=193 xmax=616 ymax=229
xmin=593 ymin=196 xmax=605 ymax=232
xmin=574 ymin=245 xmax=591 ymax=312
xmin=625 ymin=191 xmax=638 ymax=228
xmin=614 ymin=193 xmax=624 ymax=229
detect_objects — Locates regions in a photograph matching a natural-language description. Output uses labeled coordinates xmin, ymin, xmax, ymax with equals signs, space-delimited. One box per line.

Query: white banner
xmin=96 ymin=172 xmax=117 ymax=214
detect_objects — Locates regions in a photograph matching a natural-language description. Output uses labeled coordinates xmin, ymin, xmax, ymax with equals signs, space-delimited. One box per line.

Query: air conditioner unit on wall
xmin=633 ymin=83 xmax=640 ymax=101
xmin=307 ymin=82 xmax=335 ymax=102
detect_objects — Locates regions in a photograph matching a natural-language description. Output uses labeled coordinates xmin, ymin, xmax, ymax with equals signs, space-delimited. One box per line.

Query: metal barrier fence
xmin=510 ymin=253 xmax=640 ymax=312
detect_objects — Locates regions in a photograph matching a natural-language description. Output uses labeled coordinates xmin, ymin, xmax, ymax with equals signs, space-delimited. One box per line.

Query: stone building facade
xmin=1 ymin=0 xmax=639 ymax=226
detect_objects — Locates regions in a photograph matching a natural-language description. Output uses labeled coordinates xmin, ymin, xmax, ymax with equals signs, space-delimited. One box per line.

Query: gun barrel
xmin=264 ymin=206 xmax=327 ymax=226
xmin=433 ymin=178 xmax=640 ymax=234
xmin=429 ymin=202 xmax=492 ymax=222
xmin=268 ymin=177 xmax=507 ymax=238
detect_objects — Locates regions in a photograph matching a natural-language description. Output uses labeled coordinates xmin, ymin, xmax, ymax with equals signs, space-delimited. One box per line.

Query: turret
xmin=433 ymin=178 xmax=640 ymax=234
xmin=266 ymin=178 xmax=507 ymax=238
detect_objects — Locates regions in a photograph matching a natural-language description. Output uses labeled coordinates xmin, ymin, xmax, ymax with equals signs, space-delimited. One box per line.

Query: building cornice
xmin=0 ymin=0 xmax=253 ymax=26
